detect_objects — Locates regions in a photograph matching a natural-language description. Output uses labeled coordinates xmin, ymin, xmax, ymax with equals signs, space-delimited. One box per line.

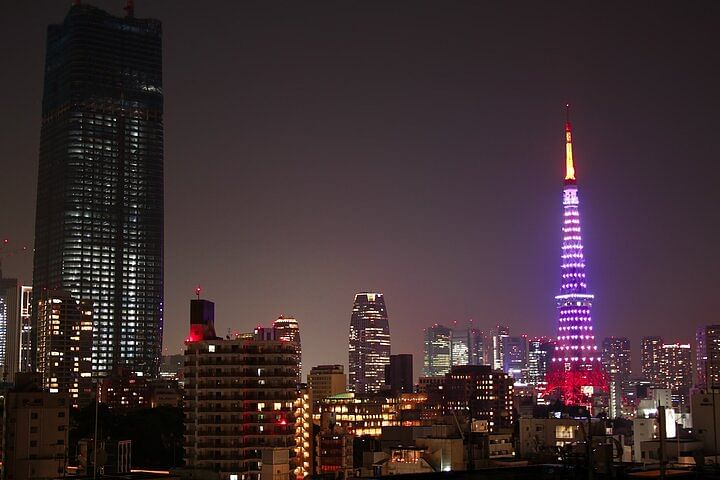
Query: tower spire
xmin=565 ymin=103 xmax=576 ymax=182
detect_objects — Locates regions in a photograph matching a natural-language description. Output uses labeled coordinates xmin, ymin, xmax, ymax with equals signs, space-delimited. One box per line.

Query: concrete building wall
xmin=4 ymin=391 xmax=70 ymax=480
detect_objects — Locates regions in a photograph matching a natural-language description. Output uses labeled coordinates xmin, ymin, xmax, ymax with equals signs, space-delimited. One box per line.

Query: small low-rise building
xmin=640 ymin=438 xmax=704 ymax=465
xmin=315 ymin=414 xmax=353 ymax=478
xmin=380 ymin=447 xmax=434 ymax=475
xmin=691 ymin=389 xmax=720 ymax=454
xmin=4 ymin=379 xmax=70 ymax=480
xmin=518 ymin=417 xmax=602 ymax=459
xmin=317 ymin=393 xmax=399 ymax=437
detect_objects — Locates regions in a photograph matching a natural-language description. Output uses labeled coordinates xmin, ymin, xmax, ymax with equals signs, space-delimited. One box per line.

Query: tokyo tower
xmin=545 ymin=106 xmax=606 ymax=407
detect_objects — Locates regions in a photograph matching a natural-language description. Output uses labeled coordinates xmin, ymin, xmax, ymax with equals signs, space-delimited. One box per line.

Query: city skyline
xmin=1 ymin=1 xmax=719 ymax=380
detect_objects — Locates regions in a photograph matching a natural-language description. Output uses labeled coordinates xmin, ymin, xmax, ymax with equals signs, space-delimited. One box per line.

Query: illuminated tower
xmin=273 ymin=315 xmax=302 ymax=381
xmin=424 ymin=324 xmax=451 ymax=377
xmin=546 ymin=107 xmax=606 ymax=406
xmin=348 ymin=292 xmax=391 ymax=394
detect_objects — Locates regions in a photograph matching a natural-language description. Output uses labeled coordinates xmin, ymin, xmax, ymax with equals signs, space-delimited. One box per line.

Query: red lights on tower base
xmin=545 ymin=362 xmax=607 ymax=408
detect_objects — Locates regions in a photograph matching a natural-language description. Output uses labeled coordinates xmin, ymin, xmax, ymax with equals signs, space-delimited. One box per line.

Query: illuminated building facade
xmin=696 ymin=325 xmax=720 ymax=389
xmin=184 ymin=332 xmax=298 ymax=480
xmin=424 ymin=324 xmax=451 ymax=377
xmin=467 ymin=328 xmax=484 ymax=365
xmin=601 ymin=337 xmax=632 ymax=380
xmin=448 ymin=326 xmax=484 ymax=367
xmin=397 ymin=392 xmax=439 ymax=424
xmin=451 ymin=327 xmax=469 ymax=365
xmin=527 ymin=337 xmax=553 ymax=386
xmin=273 ymin=315 xmax=301 ymax=381
xmin=294 ymin=385 xmax=312 ymax=479
xmin=0 ymin=276 xmax=19 ymax=381
xmin=660 ymin=343 xmax=692 ymax=409
xmin=491 ymin=325 xmax=509 ymax=370
xmin=502 ymin=336 xmax=528 ymax=380
xmin=641 ymin=336 xmax=664 ymax=384
xmin=418 ymin=376 xmax=445 ymax=416
xmin=602 ymin=337 xmax=632 ymax=418
xmin=443 ymin=365 xmax=514 ymax=433
xmin=19 ymin=286 xmax=33 ymax=374
xmin=36 ymin=290 xmax=94 ymax=406
xmin=98 ymin=370 xmax=147 ymax=408
xmin=32 ymin=3 xmax=164 ymax=377
xmin=348 ymin=292 xmax=391 ymax=394
xmin=546 ymin=110 xmax=606 ymax=406
xmin=316 ymin=393 xmax=399 ymax=437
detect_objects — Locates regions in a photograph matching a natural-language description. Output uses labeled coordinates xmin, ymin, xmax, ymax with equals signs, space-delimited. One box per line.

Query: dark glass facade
xmin=32 ymin=4 xmax=163 ymax=377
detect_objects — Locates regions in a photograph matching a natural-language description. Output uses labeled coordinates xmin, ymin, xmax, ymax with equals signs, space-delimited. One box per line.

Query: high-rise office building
xmin=503 ymin=336 xmax=529 ymax=380
xmin=443 ymin=365 xmax=514 ymax=432
xmin=527 ymin=337 xmax=553 ymax=386
xmin=546 ymin=110 xmax=605 ymax=407
xmin=36 ymin=290 xmax=94 ymax=406
xmin=467 ymin=327 xmax=484 ymax=366
xmin=32 ymin=2 xmax=164 ymax=377
xmin=448 ymin=325 xmax=484 ymax=367
xmin=696 ymin=325 xmax=720 ymax=389
xmin=0 ymin=275 xmax=20 ymax=381
xmin=602 ymin=337 xmax=632 ymax=379
xmin=273 ymin=315 xmax=301 ymax=380
xmin=423 ymin=324 xmax=451 ymax=377
xmin=641 ymin=336 xmax=664 ymax=384
xmin=18 ymin=286 xmax=32 ymax=374
xmin=385 ymin=354 xmax=413 ymax=395
xmin=308 ymin=364 xmax=346 ymax=411
xmin=491 ymin=325 xmax=510 ymax=371
xmin=660 ymin=343 xmax=692 ymax=409
xmin=600 ymin=337 xmax=629 ymax=377
xmin=348 ymin=292 xmax=391 ymax=394
xmin=602 ymin=337 xmax=632 ymax=419
xmin=450 ymin=327 xmax=469 ymax=366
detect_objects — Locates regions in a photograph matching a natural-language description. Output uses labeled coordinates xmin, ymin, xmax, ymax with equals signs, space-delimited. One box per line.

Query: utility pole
xmin=587 ymin=411 xmax=593 ymax=480
xmin=658 ymin=405 xmax=667 ymax=480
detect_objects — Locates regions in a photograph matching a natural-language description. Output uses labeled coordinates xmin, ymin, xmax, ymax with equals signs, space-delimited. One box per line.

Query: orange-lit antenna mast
xmin=195 ymin=286 xmax=201 ymax=300
xmin=565 ymin=103 xmax=576 ymax=182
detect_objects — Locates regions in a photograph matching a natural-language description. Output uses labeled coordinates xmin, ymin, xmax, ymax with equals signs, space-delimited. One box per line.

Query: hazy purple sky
xmin=1 ymin=1 xmax=719 ymax=379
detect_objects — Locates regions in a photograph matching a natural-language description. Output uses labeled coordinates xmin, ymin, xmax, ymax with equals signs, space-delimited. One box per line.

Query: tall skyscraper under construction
xmin=32 ymin=2 xmax=163 ymax=377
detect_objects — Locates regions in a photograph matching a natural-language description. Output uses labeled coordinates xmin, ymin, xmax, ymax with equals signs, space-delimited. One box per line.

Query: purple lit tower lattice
xmin=545 ymin=107 xmax=606 ymax=407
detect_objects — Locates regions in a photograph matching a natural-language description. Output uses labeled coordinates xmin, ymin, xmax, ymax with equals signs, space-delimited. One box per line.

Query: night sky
xmin=1 ymin=1 xmax=719 ymax=380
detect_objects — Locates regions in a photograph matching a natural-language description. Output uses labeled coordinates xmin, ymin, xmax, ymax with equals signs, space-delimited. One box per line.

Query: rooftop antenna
xmin=195 ymin=286 xmax=201 ymax=300
xmin=564 ymin=103 xmax=576 ymax=182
